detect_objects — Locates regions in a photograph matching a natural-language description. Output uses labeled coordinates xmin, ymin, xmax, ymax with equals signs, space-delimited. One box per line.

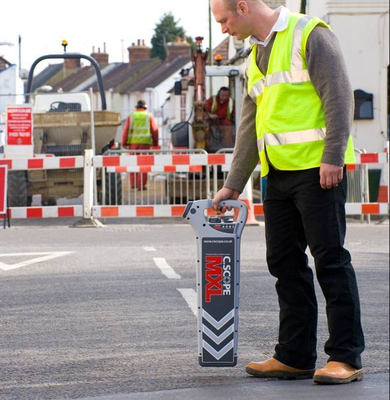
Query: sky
xmin=0 ymin=0 xmax=227 ymax=73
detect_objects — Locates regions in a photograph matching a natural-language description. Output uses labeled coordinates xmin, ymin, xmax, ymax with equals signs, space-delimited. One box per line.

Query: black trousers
xmin=263 ymin=166 xmax=365 ymax=370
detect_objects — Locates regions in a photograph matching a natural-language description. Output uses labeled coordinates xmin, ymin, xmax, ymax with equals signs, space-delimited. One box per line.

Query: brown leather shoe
xmin=246 ymin=358 xmax=315 ymax=380
xmin=314 ymin=362 xmax=363 ymax=384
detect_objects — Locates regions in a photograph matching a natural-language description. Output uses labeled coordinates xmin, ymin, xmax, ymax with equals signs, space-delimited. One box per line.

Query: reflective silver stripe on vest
xmin=265 ymin=128 xmax=326 ymax=146
xmin=249 ymin=80 xmax=265 ymax=102
xmin=291 ymin=16 xmax=312 ymax=71
xmin=249 ymin=16 xmax=313 ymax=101
xmin=250 ymin=69 xmax=311 ymax=101
xmin=130 ymin=134 xmax=152 ymax=138
xmin=266 ymin=70 xmax=311 ymax=86
xmin=257 ymin=138 xmax=265 ymax=153
xmin=132 ymin=126 xmax=150 ymax=132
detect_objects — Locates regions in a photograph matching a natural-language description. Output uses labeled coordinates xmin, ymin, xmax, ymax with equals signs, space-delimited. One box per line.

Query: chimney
xmin=91 ymin=43 xmax=109 ymax=66
xmin=128 ymin=39 xmax=151 ymax=64
xmin=64 ymin=57 xmax=81 ymax=69
xmin=166 ymin=36 xmax=191 ymax=62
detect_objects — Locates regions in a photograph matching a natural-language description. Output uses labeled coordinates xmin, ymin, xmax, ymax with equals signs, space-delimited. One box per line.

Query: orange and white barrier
xmin=0 ymin=156 xmax=84 ymax=170
xmin=0 ymin=151 xmax=387 ymax=220
xmin=106 ymin=165 xmax=203 ymax=173
xmin=353 ymin=153 xmax=388 ymax=164
xmin=345 ymin=203 xmax=388 ymax=216
xmin=4 ymin=206 xmax=83 ymax=219
xmin=93 ymin=153 xmax=234 ymax=168
xmin=92 ymin=205 xmax=186 ymax=218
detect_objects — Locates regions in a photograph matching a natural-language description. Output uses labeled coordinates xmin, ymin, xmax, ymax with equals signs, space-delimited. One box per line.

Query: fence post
xmin=84 ymin=149 xmax=93 ymax=219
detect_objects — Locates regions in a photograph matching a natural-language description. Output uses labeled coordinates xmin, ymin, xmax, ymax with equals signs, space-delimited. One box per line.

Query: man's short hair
xmin=223 ymin=0 xmax=260 ymax=12
xmin=220 ymin=86 xmax=230 ymax=93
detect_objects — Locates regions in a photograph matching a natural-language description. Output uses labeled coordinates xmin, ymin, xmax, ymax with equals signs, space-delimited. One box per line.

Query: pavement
xmin=78 ymin=373 xmax=389 ymax=400
xmin=0 ymin=217 xmax=388 ymax=400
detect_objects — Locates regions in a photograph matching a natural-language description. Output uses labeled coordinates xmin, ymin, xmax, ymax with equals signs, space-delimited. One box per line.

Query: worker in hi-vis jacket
xmin=121 ymin=100 xmax=158 ymax=190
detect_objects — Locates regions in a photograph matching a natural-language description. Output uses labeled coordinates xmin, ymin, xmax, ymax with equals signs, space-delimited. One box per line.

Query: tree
xmin=151 ymin=13 xmax=193 ymax=60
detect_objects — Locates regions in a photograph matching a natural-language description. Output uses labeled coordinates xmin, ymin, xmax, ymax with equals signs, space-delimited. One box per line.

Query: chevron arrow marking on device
xmin=203 ymin=339 xmax=235 ymax=360
xmin=203 ymin=324 xmax=235 ymax=345
xmin=202 ymin=309 xmax=235 ymax=330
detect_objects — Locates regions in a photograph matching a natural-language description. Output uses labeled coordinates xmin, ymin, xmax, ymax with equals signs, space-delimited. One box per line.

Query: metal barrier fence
xmin=95 ymin=149 xmax=212 ymax=209
xmin=0 ymin=155 xmax=85 ymax=219
xmin=1 ymin=147 xmax=388 ymax=221
xmin=91 ymin=150 xmax=388 ymax=220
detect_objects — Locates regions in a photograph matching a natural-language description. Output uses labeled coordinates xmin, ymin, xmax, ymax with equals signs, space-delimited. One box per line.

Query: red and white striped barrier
xmin=0 ymin=206 xmax=83 ymax=219
xmin=92 ymin=205 xmax=187 ymax=218
xmin=91 ymin=203 xmax=388 ymax=219
xmin=106 ymin=165 xmax=203 ymax=173
xmin=0 ymin=156 xmax=84 ymax=170
xmin=1 ymin=151 xmax=387 ymax=220
xmin=0 ymin=154 xmax=54 ymax=158
xmin=93 ymin=153 xmax=234 ymax=168
xmin=95 ymin=152 xmax=387 ymax=168
xmin=345 ymin=203 xmax=388 ymax=216
xmin=353 ymin=153 xmax=388 ymax=164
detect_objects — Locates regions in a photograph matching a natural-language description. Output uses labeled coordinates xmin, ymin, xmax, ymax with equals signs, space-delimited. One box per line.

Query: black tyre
xmin=105 ymin=172 xmax=122 ymax=205
xmin=8 ymin=171 xmax=30 ymax=207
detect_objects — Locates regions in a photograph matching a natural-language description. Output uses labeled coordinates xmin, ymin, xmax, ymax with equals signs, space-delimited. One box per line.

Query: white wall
xmin=285 ymin=0 xmax=301 ymax=12
xmin=312 ymin=2 xmax=389 ymax=152
xmin=0 ymin=65 xmax=24 ymax=150
xmin=0 ymin=65 xmax=24 ymax=111
xmin=288 ymin=1 xmax=389 ymax=152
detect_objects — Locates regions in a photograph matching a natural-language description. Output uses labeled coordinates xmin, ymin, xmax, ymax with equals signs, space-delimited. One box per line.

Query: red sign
xmin=6 ymin=105 xmax=33 ymax=145
xmin=0 ymin=165 xmax=7 ymax=215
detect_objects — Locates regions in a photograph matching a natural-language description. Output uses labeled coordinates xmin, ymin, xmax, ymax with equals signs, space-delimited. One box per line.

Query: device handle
xmin=218 ymin=200 xmax=248 ymax=224
xmin=183 ymin=199 xmax=248 ymax=224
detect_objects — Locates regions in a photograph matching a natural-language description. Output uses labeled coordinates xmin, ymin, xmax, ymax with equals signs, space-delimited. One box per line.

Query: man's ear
xmin=237 ymin=1 xmax=249 ymax=16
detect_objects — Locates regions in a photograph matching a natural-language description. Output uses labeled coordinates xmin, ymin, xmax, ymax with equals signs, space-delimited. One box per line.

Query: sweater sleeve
xmin=224 ymin=86 xmax=259 ymax=193
xmin=149 ymin=115 xmax=159 ymax=147
xmin=121 ymin=117 xmax=130 ymax=148
xmin=306 ymin=27 xmax=354 ymax=166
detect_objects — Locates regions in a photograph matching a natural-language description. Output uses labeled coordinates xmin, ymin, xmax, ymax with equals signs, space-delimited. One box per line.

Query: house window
xmin=354 ymin=89 xmax=374 ymax=120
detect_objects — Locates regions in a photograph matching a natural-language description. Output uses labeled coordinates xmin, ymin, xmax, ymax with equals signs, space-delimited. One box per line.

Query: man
xmin=121 ymin=100 xmax=158 ymax=190
xmin=205 ymin=86 xmax=235 ymax=123
xmin=206 ymin=87 xmax=235 ymax=147
xmin=211 ymin=0 xmax=365 ymax=385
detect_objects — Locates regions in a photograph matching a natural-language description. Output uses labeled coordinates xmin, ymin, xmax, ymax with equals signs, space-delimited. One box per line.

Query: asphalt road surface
xmin=0 ymin=218 xmax=388 ymax=400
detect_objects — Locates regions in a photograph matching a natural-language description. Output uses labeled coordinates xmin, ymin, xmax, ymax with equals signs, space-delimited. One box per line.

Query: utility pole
xmin=208 ymin=0 xmax=213 ymax=66
xmin=208 ymin=0 xmax=213 ymax=95
xmin=18 ymin=35 xmax=22 ymax=78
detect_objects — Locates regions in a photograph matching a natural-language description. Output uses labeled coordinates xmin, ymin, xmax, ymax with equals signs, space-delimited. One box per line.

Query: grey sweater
xmin=225 ymin=27 xmax=354 ymax=193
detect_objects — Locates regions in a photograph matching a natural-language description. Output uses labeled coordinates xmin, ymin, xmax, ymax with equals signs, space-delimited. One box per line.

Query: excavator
xmin=171 ymin=36 xmax=244 ymax=153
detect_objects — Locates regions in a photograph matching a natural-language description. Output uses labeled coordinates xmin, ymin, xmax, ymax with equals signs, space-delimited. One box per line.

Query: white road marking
xmin=143 ymin=246 xmax=157 ymax=252
xmin=177 ymin=288 xmax=198 ymax=317
xmin=0 ymin=252 xmax=74 ymax=271
xmin=153 ymin=258 xmax=181 ymax=280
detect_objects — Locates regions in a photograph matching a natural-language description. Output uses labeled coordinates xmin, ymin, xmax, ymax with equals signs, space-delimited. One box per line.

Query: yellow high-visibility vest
xmin=127 ymin=111 xmax=153 ymax=145
xmin=247 ymin=12 xmax=355 ymax=177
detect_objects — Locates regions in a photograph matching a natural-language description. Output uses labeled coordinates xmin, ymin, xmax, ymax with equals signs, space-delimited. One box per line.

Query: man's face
xmin=219 ymin=90 xmax=230 ymax=103
xmin=211 ymin=0 xmax=252 ymax=41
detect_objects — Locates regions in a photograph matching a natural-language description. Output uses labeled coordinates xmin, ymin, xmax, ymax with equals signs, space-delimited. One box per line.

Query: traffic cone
xmin=236 ymin=179 xmax=259 ymax=226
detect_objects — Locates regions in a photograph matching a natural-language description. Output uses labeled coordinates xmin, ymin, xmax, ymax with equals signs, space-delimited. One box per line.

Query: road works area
xmin=0 ymin=219 xmax=388 ymax=400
